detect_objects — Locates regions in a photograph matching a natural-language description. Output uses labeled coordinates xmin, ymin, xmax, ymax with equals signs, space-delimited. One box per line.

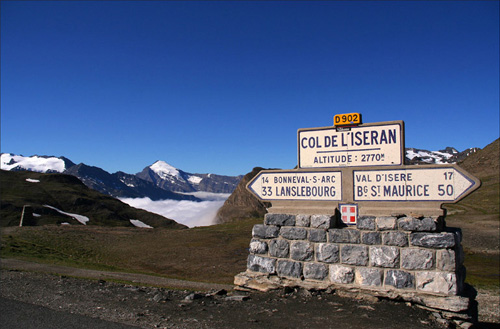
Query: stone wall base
xmin=234 ymin=270 xmax=477 ymax=328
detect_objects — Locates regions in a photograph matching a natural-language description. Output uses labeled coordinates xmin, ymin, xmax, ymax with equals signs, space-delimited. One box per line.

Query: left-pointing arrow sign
xmin=247 ymin=170 xmax=343 ymax=201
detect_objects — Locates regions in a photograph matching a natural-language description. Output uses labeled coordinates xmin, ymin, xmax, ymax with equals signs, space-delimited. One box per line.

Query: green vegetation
xmin=1 ymin=218 xmax=262 ymax=284
xmin=462 ymin=252 xmax=500 ymax=291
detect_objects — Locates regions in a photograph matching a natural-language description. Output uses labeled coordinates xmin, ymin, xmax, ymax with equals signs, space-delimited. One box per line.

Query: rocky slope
xmin=64 ymin=163 xmax=198 ymax=201
xmin=458 ymin=138 xmax=499 ymax=179
xmin=136 ymin=160 xmax=242 ymax=194
xmin=214 ymin=167 xmax=271 ymax=224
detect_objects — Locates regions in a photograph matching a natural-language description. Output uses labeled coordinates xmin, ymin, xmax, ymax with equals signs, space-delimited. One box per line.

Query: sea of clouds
xmin=119 ymin=192 xmax=230 ymax=228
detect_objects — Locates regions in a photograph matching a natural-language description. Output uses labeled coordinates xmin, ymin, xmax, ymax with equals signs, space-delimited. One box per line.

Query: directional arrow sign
xmin=352 ymin=166 xmax=479 ymax=202
xmin=247 ymin=170 xmax=342 ymax=201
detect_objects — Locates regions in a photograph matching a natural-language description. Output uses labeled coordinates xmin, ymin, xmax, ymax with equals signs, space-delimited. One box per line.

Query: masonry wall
xmin=246 ymin=213 xmax=465 ymax=297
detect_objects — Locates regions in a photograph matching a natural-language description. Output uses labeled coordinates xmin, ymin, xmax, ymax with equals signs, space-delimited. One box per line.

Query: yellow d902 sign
xmin=334 ymin=113 xmax=362 ymax=126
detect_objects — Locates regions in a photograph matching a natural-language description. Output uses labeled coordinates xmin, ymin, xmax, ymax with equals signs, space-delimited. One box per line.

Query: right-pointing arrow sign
xmin=353 ymin=166 xmax=480 ymax=202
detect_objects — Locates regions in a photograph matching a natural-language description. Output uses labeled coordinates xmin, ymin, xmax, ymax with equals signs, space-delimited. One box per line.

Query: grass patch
xmin=463 ymin=251 xmax=500 ymax=291
xmin=1 ymin=218 xmax=262 ymax=284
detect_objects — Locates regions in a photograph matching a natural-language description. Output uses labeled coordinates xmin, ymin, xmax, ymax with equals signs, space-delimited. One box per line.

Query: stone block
xmin=416 ymin=271 xmax=458 ymax=295
xmin=401 ymin=248 xmax=434 ymax=270
xmin=247 ymin=255 xmax=276 ymax=274
xmin=280 ymin=227 xmax=307 ymax=240
xmin=329 ymin=229 xmax=361 ymax=244
xmin=398 ymin=217 xmax=437 ymax=232
xmin=265 ymin=213 xmax=296 ymax=227
xmin=410 ymin=233 xmax=455 ymax=248
xmin=370 ymin=246 xmax=400 ymax=268
xmin=329 ymin=264 xmax=355 ymax=284
xmin=315 ymin=243 xmax=340 ymax=263
xmin=296 ymin=214 xmax=310 ymax=227
xmin=385 ymin=270 xmax=415 ymax=289
xmin=304 ymin=263 xmax=329 ymax=281
xmin=308 ymin=229 xmax=327 ymax=242
xmin=290 ymin=241 xmax=314 ymax=261
xmin=341 ymin=245 xmax=368 ymax=266
xmin=277 ymin=260 xmax=302 ymax=279
xmin=436 ymin=249 xmax=457 ymax=272
xmin=355 ymin=268 xmax=383 ymax=287
xmin=310 ymin=214 xmax=334 ymax=229
xmin=383 ymin=231 xmax=408 ymax=247
xmin=268 ymin=239 xmax=289 ymax=258
xmin=376 ymin=216 xmax=397 ymax=230
xmin=361 ymin=231 xmax=381 ymax=245
xmin=252 ymin=224 xmax=279 ymax=239
xmin=356 ymin=216 xmax=376 ymax=230
xmin=249 ymin=239 xmax=268 ymax=254
xmin=420 ymin=295 xmax=470 ymax=312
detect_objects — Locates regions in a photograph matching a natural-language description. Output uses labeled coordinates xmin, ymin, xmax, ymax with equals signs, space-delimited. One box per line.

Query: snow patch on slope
xmin=130 ymin=219 xmax=153 ymax=228
xmin=43 ymin=205 xmax=90 ymax=225
xmin=188 ymin=175 xmax=203 ymax=185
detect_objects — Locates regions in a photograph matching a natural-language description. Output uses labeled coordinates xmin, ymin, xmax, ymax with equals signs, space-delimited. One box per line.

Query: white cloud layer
xmin=119 ymin=192 xmax=230 ymax=228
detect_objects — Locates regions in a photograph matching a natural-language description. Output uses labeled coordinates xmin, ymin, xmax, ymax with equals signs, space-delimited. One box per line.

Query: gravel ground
xmin=0 ymin=269 xmax=445 ymax=329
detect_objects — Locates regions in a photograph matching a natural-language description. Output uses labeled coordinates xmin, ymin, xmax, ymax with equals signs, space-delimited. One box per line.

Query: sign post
xmin=298 ymin=121 xmax=404 ymax=168
xmin=247 ymin=114 xmax=480 ymax=220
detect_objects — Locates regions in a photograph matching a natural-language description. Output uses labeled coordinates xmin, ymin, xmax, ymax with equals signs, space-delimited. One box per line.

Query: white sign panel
xmin=298 ymin=122 xmax=404 ymax=168
xmin=247 ymin=171 xmax=342 ymax=201
xmin=353 ymin=167 xmax=477 ymax=202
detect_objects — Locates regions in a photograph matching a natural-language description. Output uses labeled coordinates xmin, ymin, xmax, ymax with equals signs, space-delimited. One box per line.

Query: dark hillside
xmin=459 ymin=138 xmax=499 ymax=179
xmin=0 ymin=170 xmax=187 ymax=229
xmin=215 ymin=167 xmax=271 ymax=224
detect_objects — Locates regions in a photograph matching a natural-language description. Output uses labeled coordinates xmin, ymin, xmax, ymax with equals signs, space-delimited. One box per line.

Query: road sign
xmin=247 ymin=170 xmax=342 ymax=201
xmin=334 ymin=113 xmax=362 ymax=126
xmin=298 ymin=121 xmax=404 ymax=169
xmin=353 ymin=166 xmax=479 ymax=202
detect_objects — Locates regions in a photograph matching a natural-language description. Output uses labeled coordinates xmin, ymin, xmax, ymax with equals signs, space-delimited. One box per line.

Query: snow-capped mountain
xmin=136 ymin=160 xmax=242 ymax=194
xmin=1 ymin=154 xmax=242 ymax=199
xmin=1 ymin=154 xmax=75 ymax=173
xmin=405 ymin=147 xmax=480 ymax=165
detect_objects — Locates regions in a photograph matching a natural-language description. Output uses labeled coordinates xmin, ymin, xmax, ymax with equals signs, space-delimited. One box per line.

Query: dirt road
xmin=1 ymin=258 xmax=498 ymax=329
xmin=0 ymin=259 xmax=441 ymax=329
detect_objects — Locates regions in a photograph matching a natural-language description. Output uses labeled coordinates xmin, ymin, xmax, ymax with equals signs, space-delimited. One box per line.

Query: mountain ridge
xmin=1 ymin=154 xmax=241 ymax=200
xmin=0 ymin=145 xmax=479 ymax=201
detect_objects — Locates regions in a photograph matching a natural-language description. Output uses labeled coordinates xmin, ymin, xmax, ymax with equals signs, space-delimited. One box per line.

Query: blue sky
xmin=1 ymin=1 xmax=498 ymax=176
